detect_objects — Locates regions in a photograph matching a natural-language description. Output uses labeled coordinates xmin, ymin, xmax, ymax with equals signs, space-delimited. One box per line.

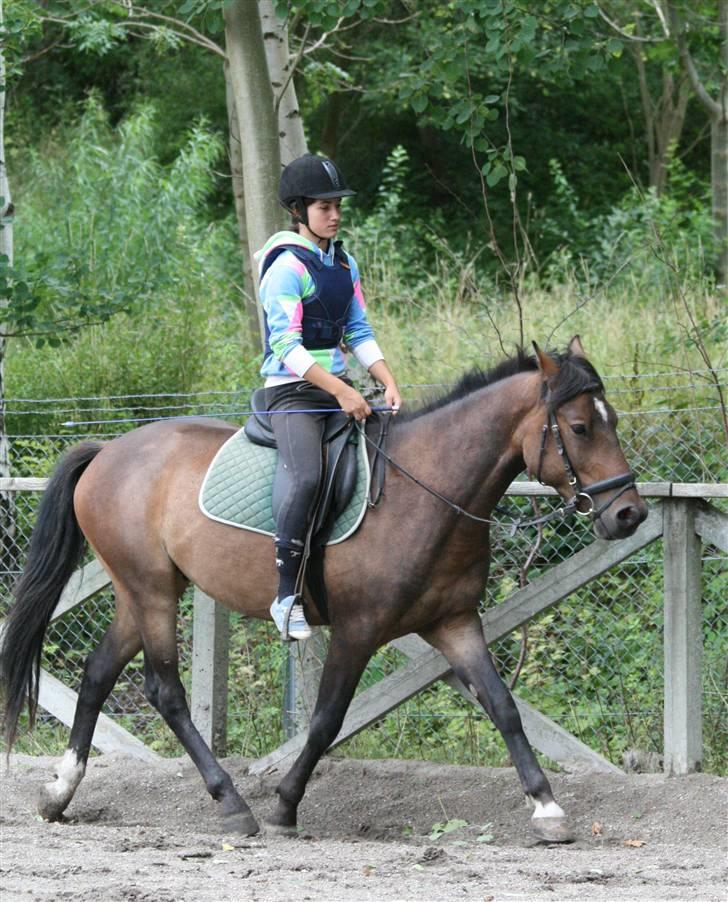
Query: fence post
xmin=663 ymin=499 xmax=703 ymax=775
xmin=191 ymin=588 xmax=230 ymax=756
xmin=283 ymin=628 xmax=327 ymax=737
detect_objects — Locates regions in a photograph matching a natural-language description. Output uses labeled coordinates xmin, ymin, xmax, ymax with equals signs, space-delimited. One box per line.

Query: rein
xmin=361 ymin=406 xmax=635 ymax=535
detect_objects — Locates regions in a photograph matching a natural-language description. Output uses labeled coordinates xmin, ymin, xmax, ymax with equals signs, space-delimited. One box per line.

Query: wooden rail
xmin=2 ymin=477 xmax=727 ymax=497
xmin=2 ymin=482 xmax=726 ymax=774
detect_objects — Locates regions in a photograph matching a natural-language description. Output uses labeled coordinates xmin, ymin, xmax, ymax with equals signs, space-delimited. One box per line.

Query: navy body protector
xmin=261 ymin=241 xmax=355 ymax=359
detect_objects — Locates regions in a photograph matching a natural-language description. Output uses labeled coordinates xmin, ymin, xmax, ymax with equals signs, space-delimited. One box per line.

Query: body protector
xmin=261 ymin=241 xmax=354 ymax=356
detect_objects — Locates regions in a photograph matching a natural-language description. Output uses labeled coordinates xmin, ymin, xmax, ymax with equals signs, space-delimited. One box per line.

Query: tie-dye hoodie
xmin=255 ymin=231 xmax=384 ymax=385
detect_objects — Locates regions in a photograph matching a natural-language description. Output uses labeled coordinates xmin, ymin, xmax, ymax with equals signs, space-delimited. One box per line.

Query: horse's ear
xmin=532 ymin=341 xmax=560 ymax=378
xmin=568 ymin=334 xmax=586 ymax=358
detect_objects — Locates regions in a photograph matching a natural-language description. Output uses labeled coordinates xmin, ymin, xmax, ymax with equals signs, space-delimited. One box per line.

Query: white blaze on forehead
xmin=594 ymin=398 xmax=608 ymax=424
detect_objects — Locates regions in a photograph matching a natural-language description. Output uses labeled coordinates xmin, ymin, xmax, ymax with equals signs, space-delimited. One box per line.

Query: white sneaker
xmin=270 ymin=595 xmax=312 ymax=641
xmin=287 ymin=603 xmax=312 ymax=641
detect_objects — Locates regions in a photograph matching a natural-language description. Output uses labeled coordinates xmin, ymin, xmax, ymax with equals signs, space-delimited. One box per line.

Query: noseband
xmin=534 ymin=408 xmax=636 ymax=524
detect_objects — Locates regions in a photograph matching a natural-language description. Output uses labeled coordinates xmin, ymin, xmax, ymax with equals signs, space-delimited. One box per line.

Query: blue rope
xmin=61 ymin=406 xmax=396 ymax=429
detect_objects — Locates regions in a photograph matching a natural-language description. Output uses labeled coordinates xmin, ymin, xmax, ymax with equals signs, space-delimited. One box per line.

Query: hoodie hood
xmin=254 ymin=231 xmax=324 ymax=276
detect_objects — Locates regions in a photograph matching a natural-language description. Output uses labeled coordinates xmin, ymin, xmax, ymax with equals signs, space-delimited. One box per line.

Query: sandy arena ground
xmin=1 ymin=752 xmax=726 ymax=901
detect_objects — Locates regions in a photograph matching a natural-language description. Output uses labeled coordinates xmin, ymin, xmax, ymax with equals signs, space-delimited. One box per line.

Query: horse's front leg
xmin=269 ymin=628 xmax=375 ymax=833
xmin=421 ymin=611 xmax=574 ymax=843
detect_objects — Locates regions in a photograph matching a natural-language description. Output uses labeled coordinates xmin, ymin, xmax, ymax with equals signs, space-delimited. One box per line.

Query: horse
xmin=1 ymin=337 xmax=647 ymax=842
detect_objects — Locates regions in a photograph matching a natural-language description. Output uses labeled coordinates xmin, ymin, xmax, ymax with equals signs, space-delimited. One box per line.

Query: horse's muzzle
xmin=593 ymin=496 xmax=648 ymax=540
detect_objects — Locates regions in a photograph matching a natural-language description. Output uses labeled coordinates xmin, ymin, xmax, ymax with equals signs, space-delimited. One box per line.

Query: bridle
xmin=361 ymin=400 xmax=637 ymax=534
xmin=532 ymin=406 xmax=636 ymax=525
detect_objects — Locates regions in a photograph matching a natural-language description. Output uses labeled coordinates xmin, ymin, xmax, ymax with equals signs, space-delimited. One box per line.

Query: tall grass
xmin=355 ymin=255 xmax=725 ymax=394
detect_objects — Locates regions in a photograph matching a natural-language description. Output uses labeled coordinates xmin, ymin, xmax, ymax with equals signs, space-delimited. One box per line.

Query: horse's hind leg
xmin=137 ymin=603 xmax=259 ymax=835
xmin=421 ymin=611 xmax=574 ymax=843
xmin=38 ymin=609 xmax=141 ymax=821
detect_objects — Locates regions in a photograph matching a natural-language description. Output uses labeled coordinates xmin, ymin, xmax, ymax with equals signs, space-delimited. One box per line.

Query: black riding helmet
xmin=278 ymin=154 xmax=355 ymax=227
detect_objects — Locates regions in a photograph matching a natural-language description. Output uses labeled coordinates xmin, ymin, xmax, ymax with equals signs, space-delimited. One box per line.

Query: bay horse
xmin=1 ymin=338 xmax=647 ymax=842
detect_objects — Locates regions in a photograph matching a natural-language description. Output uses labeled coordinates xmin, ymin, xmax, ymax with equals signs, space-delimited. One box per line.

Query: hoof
xmin=37 ymin=785 xmax=69 ymax=822
xmin=531 ymin=816 xmax=575 ymax=843
xmin=264 ymin=820 xmax=299 ymax=837
xmin=222 ymin=811 xmax=260 ymax=836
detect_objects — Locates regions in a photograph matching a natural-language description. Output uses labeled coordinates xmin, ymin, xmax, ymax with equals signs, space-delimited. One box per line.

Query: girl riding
xmin=257 ymin=154 xmax=402 ymax=641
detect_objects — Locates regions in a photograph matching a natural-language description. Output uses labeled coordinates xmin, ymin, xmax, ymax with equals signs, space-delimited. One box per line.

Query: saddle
xmin=244 ymin=388 xmax=360 ymax=543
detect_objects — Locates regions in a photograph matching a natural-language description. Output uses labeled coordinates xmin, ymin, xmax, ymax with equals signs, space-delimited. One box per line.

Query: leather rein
xmin=362 ymin=405 xmax=636 ymax=535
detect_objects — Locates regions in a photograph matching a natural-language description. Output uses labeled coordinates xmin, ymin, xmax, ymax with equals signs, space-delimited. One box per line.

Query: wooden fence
xmin=1 ymin=479 xmax=726 ymax=777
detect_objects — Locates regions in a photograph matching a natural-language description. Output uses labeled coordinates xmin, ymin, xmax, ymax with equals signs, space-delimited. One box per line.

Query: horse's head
xmin=521 ymin=336 xmax=647 ymax=540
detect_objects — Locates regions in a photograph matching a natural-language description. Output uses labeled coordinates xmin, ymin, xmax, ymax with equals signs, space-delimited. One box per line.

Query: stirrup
xmin=270 ymin=595 xmax=311 ymax=641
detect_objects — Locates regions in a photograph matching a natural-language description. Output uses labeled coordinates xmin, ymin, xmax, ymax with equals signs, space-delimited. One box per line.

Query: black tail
xmin=1 ymin=442 xmax=103 ymax=751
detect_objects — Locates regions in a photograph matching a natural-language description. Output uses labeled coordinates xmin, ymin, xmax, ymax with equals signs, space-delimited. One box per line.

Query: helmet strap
xmin=292 ymin=198 xmax=329 ymax=247
xmin=290 ymin=197 xmax=308 ymax=227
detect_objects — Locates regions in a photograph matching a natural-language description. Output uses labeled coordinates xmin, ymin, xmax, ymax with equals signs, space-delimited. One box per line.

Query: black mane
xmin=397 ymin=348 xmax=603 ymax=422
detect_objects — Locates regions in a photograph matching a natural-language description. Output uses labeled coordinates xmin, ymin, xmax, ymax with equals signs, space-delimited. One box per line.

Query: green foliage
xmin=346 ymin=144 xmax=431 ymax=274
xmin=5 ymin=94 xmax=238 ymax=346
xmin=1 ymin=1 xmax=44 ymax=78
xmin=274 ymin=0 xmax=391 ymax=31
xmin=66 ymin=13 xmax=126 ymax=54
xmin=531 ymin=152 xmax=714 ymax=290
xmin=11 ymin=713 xmax=69 ymax=757
xmin=350 ymin=0 xmax=617 ymax=212
xmin=226 ymin=616 xmax=289 ymax=757
xmin=429 ymin=817 xmax=468 ymax=840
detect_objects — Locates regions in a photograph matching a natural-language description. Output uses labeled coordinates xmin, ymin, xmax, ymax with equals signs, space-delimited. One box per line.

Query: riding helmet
xmin=278 ymin=154 xmax=355 ymax=221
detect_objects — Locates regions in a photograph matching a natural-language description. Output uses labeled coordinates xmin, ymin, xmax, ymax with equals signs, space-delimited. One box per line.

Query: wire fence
xmin=1 ymin=370 xmax=726 ymax=773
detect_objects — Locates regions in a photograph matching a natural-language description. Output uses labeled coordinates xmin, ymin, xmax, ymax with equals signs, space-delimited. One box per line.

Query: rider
xmin=257 ymin=153 xmax=402 ymax=641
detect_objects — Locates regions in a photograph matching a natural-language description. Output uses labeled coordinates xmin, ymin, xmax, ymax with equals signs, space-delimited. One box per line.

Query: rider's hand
xmin=336 ymin=384 xmax=371 ymax=422
xmin=384 ymin=383 xmax=402 ymax=415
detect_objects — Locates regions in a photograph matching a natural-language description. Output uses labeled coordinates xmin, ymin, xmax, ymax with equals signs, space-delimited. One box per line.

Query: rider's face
xmin=304 ymin=198 xmax=343 ymax=242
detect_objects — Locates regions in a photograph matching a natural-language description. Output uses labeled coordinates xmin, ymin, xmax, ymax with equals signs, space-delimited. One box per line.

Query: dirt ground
xmin=1 ymin=752 xmax=726 ymax=901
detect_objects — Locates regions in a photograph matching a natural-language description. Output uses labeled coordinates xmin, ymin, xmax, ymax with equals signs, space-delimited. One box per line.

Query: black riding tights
xmin=267 ymin=380 xmax=344 ymax=599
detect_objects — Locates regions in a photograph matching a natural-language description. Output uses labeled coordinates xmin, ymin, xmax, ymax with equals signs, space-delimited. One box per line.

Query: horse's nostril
xmin=616 ymin=505 xmax=638 ymax=524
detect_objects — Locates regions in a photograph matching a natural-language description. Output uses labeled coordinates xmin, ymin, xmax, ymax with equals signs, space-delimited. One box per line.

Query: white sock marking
xmin=530 ymin=798 xmax=566 ymax=819
xmin=45 ymin=749 xmax=85 ymax=801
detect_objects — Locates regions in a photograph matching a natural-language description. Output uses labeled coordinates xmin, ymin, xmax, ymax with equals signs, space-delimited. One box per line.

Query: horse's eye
xmin=571 ymin=424 xmax=587 ymax=435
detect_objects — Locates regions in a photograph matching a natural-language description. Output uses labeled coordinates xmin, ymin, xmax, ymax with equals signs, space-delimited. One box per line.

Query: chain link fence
xmin=1 ymin=370 xmax=726 ymax=773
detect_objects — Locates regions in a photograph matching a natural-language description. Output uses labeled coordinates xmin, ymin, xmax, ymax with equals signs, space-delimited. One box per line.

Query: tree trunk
xmin=711 ymin=113 xmax=728 ymax=286
xmin=652 ymin=73 xmax=691 ymax=194
xmin=631 ymin=44 xmax=690 ymax=194
xmin=259 ymin=0 xmax=308 ymax=164
xmin=224 ymin=62 xmax=257 ymax=338
xmin=0 ymin=0 xmax=16 ymax=580
xmin=224 ymin=0 xmax=286 ymax=346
